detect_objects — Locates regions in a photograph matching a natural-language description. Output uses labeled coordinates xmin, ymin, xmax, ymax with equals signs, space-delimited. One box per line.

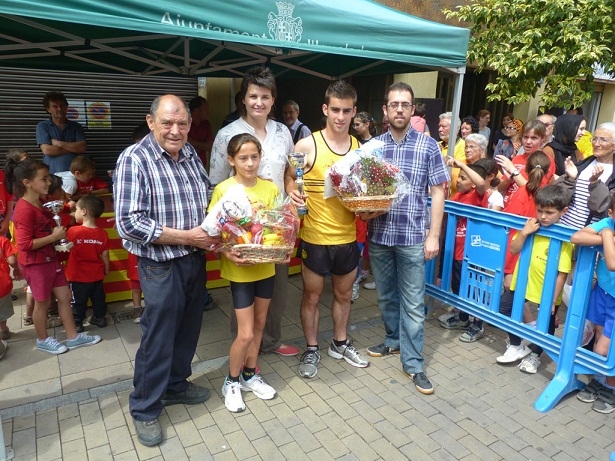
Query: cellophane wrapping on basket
xmin=324 ymin=140 xmax=410 ymax=212
xmin=201 ymin=185 xmax=300 ymax=262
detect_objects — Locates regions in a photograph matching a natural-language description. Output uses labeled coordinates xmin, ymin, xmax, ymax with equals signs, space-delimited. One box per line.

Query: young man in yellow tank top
xmin=285 ymin=80 xmax=370 ymax=378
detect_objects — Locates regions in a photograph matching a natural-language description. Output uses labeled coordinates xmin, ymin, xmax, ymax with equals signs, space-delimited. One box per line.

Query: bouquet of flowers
xmin=201 ymin=184 xmax=299 ymax=263
xmin=324 ymin=140 xmax=410 ymax=212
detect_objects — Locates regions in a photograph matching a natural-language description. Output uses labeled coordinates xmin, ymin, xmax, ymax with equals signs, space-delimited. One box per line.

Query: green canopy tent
xmin=0 ymin=0 xmax=469 ymax=131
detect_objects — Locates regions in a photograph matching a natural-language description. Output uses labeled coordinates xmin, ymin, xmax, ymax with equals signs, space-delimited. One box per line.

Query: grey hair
xmin=283 ymin=100 xmax=299 ymax=111
xmin=149 ymin=95 xmax=191 ymax=120
xmin=439 ymin=111 xmax=461 ymax=127
xmin=465 ymin=133 xmax=488 ymax=153
xmin=596 ymin=122 xmax=615 ymax=142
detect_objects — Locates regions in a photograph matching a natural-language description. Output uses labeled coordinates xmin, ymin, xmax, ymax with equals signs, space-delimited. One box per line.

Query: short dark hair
xmin=466 ymin=163 xmax=487 ymax=180
xmin=77 ymin=195 xmax=105 ymax=219
xmin=43 ymin=91 xmax=67 ymax=109
xmin=474 ymin=158 xmax=498 ymax=177
xmin=534 ymin=184 xmax=570 ymax=210
xmin=462 ymin=116 xmax=479 ymax=134
xmin=189 ymin=96 xmax=207 ymax=112
xmin=384 ymin=82 xmax=415 ymax=105
xmin=240 ymin=66 xmax=277 ymax=117
xmin=414 ymin=102 xmax=427 ymax=117
xmin=324 ymin=80 xmax=357 ymax=105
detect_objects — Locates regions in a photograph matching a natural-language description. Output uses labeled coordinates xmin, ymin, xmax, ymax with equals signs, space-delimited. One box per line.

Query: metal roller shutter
xmin=0 ymin=67 xmax=197 ymax=181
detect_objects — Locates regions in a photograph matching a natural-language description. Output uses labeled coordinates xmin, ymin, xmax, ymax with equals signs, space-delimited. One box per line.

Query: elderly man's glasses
xmin=387 ymin=102 xmax=413 ymax=110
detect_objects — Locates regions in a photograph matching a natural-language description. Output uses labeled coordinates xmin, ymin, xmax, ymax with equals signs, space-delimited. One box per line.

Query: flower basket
xmin=324 ymin=140 xmax=410 ymax=214
xmin=338 ymin=194 xmax=398 ymax=213
xmin=232 ymin=244 xmax=294 ymax=264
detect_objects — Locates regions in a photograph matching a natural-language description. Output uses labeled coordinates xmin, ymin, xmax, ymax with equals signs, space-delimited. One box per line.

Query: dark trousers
xmin=130 ymin=251 xmax=206 ymax=421
xmin=528 ymin=305 xmax=559 ymax=356
xmin=499 ymin=288 xmax=522 ymax=346
xmin=71 ymin=280 xmax=107 ymax=324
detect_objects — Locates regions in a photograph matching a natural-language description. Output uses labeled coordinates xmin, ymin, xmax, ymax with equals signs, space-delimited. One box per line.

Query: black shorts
xmin=230 ymin=276 xmax=275 ymax=309
xmin=301 ymin=241 xmax=360 ymax=276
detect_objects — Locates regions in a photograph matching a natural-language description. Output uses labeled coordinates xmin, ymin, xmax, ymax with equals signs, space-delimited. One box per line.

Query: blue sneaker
xmin=36 ymin=337 xmax=68 ymax=355
xmin=65 ymin=333 xmax=101 ymax=350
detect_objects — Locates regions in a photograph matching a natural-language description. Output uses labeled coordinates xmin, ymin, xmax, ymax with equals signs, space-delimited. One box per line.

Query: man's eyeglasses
xmin=387 ymin=102 xmax=413 ymax=110
xmin=592 ymin=137 xmax=614 ymax=145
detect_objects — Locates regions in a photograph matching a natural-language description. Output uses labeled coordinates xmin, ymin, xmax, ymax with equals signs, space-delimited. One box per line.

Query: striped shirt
xmin=368 ymin=128 xmax=449 ymax=247
xmin=560 ymin=160 xmax=613 ymax=229
xmin=114 ymin=132 xmax=210 ymax=262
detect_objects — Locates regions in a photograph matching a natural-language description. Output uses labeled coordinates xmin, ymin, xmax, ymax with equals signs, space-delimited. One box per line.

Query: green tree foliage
xmin=445 ymin=0 xmax=614 ymax=109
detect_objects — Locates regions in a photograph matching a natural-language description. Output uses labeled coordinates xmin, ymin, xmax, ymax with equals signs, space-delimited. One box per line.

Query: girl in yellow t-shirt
xmin=208 ymin=133 xmax=281 ymax=413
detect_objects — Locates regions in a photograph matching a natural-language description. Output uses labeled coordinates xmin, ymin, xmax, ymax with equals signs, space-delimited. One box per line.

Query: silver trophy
xmin=43 ymin=200 xmax=74 ymax=252
xmin=288 ymin=152 xmax=308 ymax=216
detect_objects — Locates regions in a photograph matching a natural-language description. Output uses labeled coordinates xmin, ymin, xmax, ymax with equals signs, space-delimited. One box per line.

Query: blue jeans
xmin=369 ymin=241 xmax=426 ymax=374
xmin=130 ymin=251 xmax=206 ymax=421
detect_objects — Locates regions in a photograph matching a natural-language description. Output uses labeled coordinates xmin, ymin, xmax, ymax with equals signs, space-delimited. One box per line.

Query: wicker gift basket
xmin=325 ymin=141 xmax=409 ymax=214
xmin=232 ymin=243 xmax=294 ymax=264
xmin=339 ymin=194 xmax=398 ymax=213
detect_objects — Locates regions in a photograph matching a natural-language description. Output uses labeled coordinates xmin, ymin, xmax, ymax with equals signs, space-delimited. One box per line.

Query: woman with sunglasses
xmin=493 ymin=118 xmax=524 ymax=160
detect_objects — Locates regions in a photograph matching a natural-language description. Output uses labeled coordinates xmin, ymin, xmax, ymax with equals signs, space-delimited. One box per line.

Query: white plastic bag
xmin=201 ymin=184 xmax=252 ymax=236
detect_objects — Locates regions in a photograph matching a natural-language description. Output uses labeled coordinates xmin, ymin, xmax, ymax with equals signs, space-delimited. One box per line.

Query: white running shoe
xmin=222 ymin=379 xmax=245 ymax=412
xmin=518 ymin=353 xmax=541 ymax=373
xmin=240 ymin=373 xmax=276 ymax=400
xmin=496 ymin=343 xmax=531 ymax=364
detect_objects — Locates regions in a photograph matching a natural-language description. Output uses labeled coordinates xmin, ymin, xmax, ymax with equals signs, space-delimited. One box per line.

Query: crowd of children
xmin=0 ymin=148 xmax=112 ymax=358
xmin=434 ymin=120 xmax=615 ymax=416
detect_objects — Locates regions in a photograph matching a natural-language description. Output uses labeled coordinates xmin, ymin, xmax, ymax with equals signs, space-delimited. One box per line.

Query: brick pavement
xmin=1 ymin=274 xmax=614 ymax=460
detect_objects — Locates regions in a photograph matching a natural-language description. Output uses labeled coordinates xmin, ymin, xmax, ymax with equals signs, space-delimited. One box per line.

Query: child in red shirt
xmin=440 ymin=158 xmax=488 ymax=341
xmin=65 ymin=195 xmax=109 ymax=332
xmin=69 ymin=156 xmax=110 ymax=199
xmin=8 ymin=158 xmax=101 ymax=354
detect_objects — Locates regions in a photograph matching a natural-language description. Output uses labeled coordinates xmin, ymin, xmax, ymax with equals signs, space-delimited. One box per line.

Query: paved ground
xmin=1 ymin=274 xmax=614 ymax=460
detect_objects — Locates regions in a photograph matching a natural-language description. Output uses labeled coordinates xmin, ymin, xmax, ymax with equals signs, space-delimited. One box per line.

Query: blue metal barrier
xmin=426 ymin=201 xmax=611 ymax=412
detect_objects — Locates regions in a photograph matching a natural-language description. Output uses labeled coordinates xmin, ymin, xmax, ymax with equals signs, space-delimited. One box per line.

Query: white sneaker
xmin=222 ymin=379 xmax=245 ymax=412
xmin=496 ymin=343 xmax=531 ymax=364
xmin=363 ymin=281 xmax=376 ymax=290
xmin=518 ymin=353 xmax=541 ymax=373
xmin=351 ymin=282 xmax=359 ymax=302
xmin=240 ymin=373 xmax=276 ymax=400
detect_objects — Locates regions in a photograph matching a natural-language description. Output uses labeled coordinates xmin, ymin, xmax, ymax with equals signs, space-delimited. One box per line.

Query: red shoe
xmin=274 ymin=344 xmax=299 ymax=357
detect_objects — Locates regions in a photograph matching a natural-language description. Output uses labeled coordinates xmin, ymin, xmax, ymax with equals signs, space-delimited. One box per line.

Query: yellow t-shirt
xmin=301 ymin=131 xmax=359 ymax=245
xmin=440 ymin=138 xmax=466 ymax=195
xmin=510 ymin=233 xmax=573 ymax=304
xmin=208 ymin=177 xmax=280 ymax=283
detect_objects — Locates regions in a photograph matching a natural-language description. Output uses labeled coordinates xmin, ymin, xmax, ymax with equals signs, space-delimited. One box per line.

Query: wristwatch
xmin=510 ymin=169 xmax=520 ymax=178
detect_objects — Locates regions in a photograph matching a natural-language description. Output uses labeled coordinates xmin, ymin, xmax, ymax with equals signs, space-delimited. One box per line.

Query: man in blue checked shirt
xmin=360 ymin=82 xmax=449 ymax=396
xmin=114 ymin=94 xmax=219 ymax=447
